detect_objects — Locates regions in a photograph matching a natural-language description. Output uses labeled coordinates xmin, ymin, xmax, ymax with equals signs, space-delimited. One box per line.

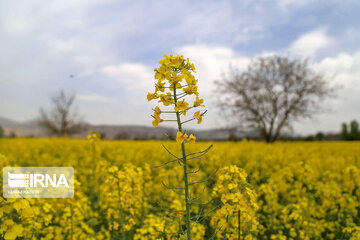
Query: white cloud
xmin=293 ymin=51 xmax=360 ymax=134
xmin=288 ymin=28 xmax=334 ymax=57
xmin=313 ymin=51 xmax=360 ymax=103
xmin=313 ymin=52 xmax=359 ymax=78
xmin=50 ymin=37 xmax=80 ymax=52
xmin=276 ymin=0 xmax=316 ymax=10
xmin=78 ymin=94 xmax=117 ymax=103
xmin=101 ymin=63 xmax=154 ymax=90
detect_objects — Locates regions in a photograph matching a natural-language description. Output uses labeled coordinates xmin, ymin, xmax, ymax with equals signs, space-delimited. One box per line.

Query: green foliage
xmin=342 ymin=122 xmax=348 ymax=140
xmin=341 ymin=120 xmax=360 ymax=141
xmin=315 ymin=132 xmax=325 ymax=141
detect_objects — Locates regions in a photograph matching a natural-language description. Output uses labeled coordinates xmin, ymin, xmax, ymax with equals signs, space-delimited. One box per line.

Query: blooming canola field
xmin=0 ymin=139 xmax=360 ymax=239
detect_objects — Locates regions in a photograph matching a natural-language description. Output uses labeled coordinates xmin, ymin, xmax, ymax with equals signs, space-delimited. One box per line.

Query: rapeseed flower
xmin=174 ymin=99 xmax=189 ymax=115
xmin=176 ymin=131 xmax=188 ymax=144
xmin=193 ymin=111 xmax=202 ymax=124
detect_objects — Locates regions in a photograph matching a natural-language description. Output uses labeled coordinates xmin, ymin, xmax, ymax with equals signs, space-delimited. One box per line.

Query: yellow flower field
xmin=0 ymin=139 xmax=360 ymax=239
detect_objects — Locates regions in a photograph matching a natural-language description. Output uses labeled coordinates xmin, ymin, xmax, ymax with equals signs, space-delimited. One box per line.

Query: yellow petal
xmin=176 ymin=131 xmax=186 ymax=144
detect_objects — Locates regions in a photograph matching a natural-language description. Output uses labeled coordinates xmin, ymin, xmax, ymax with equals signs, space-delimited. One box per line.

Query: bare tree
xmin=216 ymin=55 xmax=333 ymax=142
xmin=38 ymin=90 xmax=86 ymax=136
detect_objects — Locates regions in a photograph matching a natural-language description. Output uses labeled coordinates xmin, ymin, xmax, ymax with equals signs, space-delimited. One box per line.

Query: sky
xmin=1 ymin=0 xmax=360 ymax=135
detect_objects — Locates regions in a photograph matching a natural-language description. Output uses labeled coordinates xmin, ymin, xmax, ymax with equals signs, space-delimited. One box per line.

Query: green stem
xmin=70 ymin=203 xmax=73 ymax=240
xmin=117 ymin=182 xmax=126 ymax=240
xmin=173 ymin=85 xmax=192 ymax=240
xmin=91 ymin=142 xmax=98 ymax=209
xmin=140 ymin=180 xmax=145 ymax=226
xmin=238 ymin=210 xmax=241 ymax=240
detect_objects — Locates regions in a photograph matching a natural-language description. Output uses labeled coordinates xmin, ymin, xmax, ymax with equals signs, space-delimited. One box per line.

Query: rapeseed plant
xmin=147 ymin=54 xmax=209 ymax=239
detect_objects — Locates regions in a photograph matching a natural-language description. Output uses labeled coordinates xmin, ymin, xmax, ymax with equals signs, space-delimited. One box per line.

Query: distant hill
xmin=0 ymin=116 xmax=258 ymax=140
xmin=0 ymin=116 xmax=45 ymax=137
xmin=0 ymin=116 xmax=20 ymax=128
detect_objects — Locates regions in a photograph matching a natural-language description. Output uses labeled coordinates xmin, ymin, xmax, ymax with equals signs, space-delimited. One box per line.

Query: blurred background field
xmin=1 ymin=138 xmax=359 ymax=239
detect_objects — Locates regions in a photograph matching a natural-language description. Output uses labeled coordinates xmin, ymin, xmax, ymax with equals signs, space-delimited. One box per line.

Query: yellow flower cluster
xmin=177 ymin=222 xmax=206 ymax=240
xmin=147 ymin=54 xmax=206 ymax=142
xmin=190 ymin=223 xmax=206 ymax=240
xmin=1 ymin=139 xmax=360 ymax=239
xmin=211 ymin=165 xmax=258 ymax=239
xmin=102 ymin=163 xmax=146 ymax=233
xmin=134 ymin=214 xmax=178 ymax=240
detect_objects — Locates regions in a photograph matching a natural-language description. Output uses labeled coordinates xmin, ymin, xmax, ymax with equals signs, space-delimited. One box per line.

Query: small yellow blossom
xmin=155 ymin=81 xmax=165 ymax=92
xmin=175 ymin=100 xmax=189 ymax=114
xmin=176 ymin=131 xmax=196 ymax=144
xmin=188 ymin=134 xmax=196 ymax=143
xmin=183 ymin=85 xmax=198 ymax=95
xmin=152 ymin=117 xmax=163 ymax=127
xmin=193 ymin=111 xmax=203 ymax=124
xmin=158 ymin=93 xmax=173 ymax=106
xmin=154 ymin=106 xmax=161 ymax=117
xmin=147 ymin=92 xmax=158 ymax=101
xmin=176 ymin=131 xmax=188 ymax=144
xmin=169 ymin=71 xmax=183 ymax=84
xmin=154 ymin=71 xmax=165 ymax=81
xmin=184 ymin=73 xmax=196 ymax=85
xmin=152 ymin=106 xmax=163 ymax=127
xmin=186 ymin=58 xmax=196 ymax=72
xmin=193 ymin=97 xmax=205 ymax=107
